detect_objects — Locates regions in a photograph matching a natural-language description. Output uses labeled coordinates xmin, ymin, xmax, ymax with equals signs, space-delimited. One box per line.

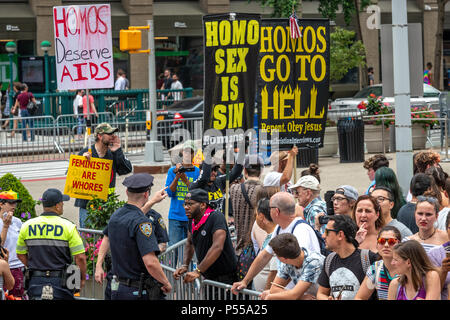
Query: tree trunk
xmin=354 ymin=0 xmax=369 ymax=88
xmin=434 ymin=1 xmax=447 ymax=90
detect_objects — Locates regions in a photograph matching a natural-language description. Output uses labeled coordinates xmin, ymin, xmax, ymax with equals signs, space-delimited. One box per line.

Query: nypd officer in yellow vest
xmin=16 ymin=188 xmax=86 ymax=300
xmin=107 ymin=173 xmax=172 ymax=300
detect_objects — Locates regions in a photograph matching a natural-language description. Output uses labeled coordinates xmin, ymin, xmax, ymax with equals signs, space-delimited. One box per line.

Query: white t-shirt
xmin=73 ymin=95 xmax=83 ymax=115
xmin=265 ymin=217 xmax=321 ymax=255
xmin=437 ymin=207 xmax=449 ymax=230
xmin=114 ymin=76 xmax=127 ymax=90
xmin=0 ymin=215 xmax=24 ymax=269
xmin=170 ymin=80 xmax=183 ymax=101
xmin=263 ymin=171 xmax=291 ymax=192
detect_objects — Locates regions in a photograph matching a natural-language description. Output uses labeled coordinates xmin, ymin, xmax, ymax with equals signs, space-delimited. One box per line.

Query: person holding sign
xmin=74 ymin=122 xmax=132 ymax=228
xmin=263 ymin=146 xmax=298 ymax=192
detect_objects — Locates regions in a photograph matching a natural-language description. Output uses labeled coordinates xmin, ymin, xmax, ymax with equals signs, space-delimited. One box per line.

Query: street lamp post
xmin=5 ymin=41 xmax=16 ymax=116
xmin=41 ymin=40 xmax=51 ymax=115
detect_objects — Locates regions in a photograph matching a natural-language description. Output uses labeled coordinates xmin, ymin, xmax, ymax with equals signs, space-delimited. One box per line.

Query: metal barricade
xmin=156 ymin=117 xmax=203 ymax=150
xmin=77 ymin=228 xmax=107 ymax=300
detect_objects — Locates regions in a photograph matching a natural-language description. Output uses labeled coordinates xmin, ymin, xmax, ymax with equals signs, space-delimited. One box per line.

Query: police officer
xmin=16 ymin=188 xmax=87 ymax=300
xmin=106 ymin=173 xmax=172 ymax=300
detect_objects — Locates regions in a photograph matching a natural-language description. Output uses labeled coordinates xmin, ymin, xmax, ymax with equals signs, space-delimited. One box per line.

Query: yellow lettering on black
xmin=205 ymin=21 xmax=218 ymax=47
xmin=215 ymin=49 xmax=225 ymax=74
xmin=260 ymin=27 xmax=273 ymax=53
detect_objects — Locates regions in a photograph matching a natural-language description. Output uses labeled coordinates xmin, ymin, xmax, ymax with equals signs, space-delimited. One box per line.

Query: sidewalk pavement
xmin=14 ymin=149 xmax=450 ymax=229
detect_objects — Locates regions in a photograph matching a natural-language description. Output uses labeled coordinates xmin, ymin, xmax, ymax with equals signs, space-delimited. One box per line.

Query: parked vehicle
xmin=328 ymin=83 xmax=441 ymax=121
xmin=156 ymin=96 xmax=204 ymax=148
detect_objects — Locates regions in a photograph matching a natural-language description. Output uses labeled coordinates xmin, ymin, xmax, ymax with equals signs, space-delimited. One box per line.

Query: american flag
xmin=289 ymin=12 xmax=301 ymax=39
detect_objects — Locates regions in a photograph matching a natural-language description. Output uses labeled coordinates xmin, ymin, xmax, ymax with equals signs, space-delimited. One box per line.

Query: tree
xmin=330 ymin=27 xmax=366 ymax=83
xmin=251 ymin=0 xmax=300 ymax=18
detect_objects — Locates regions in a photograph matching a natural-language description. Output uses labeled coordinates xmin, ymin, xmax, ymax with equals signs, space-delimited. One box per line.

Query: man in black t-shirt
xmin=316 ymin=215 xmax=378 ymax=300
xmin=173 ymin=188 xmax=237 ymax=297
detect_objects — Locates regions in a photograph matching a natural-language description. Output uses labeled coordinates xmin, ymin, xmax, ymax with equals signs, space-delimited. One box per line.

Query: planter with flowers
xmin=319 ymin=119 xmax=338 ymax=157
xmin=357 ymin=94 xmax=392 ymax=153
xmin=388 ymin=106 xmax=438 ymax=150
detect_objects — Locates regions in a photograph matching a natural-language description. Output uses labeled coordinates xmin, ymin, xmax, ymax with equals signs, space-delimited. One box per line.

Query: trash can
xmin=337 ymin=118 xmax=365 ymax=163
xmin=296 ymin=147 xmax=319 ymax=168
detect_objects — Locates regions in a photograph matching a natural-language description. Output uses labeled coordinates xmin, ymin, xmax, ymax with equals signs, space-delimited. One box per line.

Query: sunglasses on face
xmin=377 ymin=237 xmax=398 ymax=246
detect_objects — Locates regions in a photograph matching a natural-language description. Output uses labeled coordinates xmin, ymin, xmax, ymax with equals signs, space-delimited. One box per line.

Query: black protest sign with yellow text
xmin=257 ymin=18 xmax=330 ymax=149
xmin=203 ymin=13 xmax=260 ymax=148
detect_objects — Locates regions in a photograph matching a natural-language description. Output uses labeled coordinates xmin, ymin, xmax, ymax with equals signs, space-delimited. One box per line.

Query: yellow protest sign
xmin=64 ymin=155 xmax=113 ymax=201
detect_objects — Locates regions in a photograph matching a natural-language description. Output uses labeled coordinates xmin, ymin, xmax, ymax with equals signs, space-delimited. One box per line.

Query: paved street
xmin=6 ymin=147 xmax=450 ymax=229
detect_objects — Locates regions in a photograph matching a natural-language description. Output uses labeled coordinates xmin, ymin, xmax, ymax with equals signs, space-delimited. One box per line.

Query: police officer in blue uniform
xmin=106 ymin=173 xmax=172 ymax=300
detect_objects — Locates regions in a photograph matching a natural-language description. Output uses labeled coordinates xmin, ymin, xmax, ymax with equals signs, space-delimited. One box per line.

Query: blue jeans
xmin=77 ymin=116 xmax=85 ymax=135
xmin=20 ymin=109 xmax=34 ymax=141
xmin=27 ymin=276 xmax=74 ymax=300
xmin=168 ymin=219 xmax=189 ymax=246
xmin=79 ymin=207 xmax=88 ymax=228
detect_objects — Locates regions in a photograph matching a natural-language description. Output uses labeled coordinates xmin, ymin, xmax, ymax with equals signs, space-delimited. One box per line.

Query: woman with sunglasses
xmin=352 ymin=195 xmax=384 ymax=253
xmin=355 ymin=226 xmax=401 ymax=300
xmin=388 ymin=240 xmax=441 ymax=300
xmin=404 ymin=195 xmax=448 ymax=253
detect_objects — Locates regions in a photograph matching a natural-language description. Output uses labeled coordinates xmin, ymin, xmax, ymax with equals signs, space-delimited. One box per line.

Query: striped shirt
xmin=366 ymin=260 xmax=397 ymax=300
xmin=403 ymin=237 xmax=440 ymax=254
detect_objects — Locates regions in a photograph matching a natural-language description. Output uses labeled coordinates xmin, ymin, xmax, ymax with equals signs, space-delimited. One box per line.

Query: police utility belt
xmin=25 ymin=265 xmax=74 ymax=290
xmin=115 ymin=273 xmax=162 ymax=298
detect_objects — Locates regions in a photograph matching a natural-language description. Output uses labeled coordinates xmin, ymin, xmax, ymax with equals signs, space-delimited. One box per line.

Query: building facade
xmin=0 ymin=0 xmax=449 ymax=95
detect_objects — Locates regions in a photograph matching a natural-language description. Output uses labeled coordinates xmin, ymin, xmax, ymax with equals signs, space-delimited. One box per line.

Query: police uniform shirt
xmin=106 ymin=204 xmax=160 ymax=280
xmin=191 ymin=211 xmax=237 ymax=279
xmin=145 ymin=209 xmax=169 ymax=244
xmin=16 ymin=212 xmax=85 ymax=270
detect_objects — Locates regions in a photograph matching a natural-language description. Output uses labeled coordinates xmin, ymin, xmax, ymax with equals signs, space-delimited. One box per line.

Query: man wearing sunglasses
xmin=316 ymin=215 xmax=378 ymax=300
xmin=75 ymin=122 xmax=133 ymax=228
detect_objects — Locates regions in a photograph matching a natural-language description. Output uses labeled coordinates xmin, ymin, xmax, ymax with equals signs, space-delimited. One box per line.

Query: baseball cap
xmin=95 ymin=123 xmax=118 ymax=135
xmin=185 ymin=188 xmax=209 ymax=204
xmin=41 ymin=188 xmax=70 ymax=207
xmin=335 ymin=185 xmax=359 ymax=201
xmin=123 ymin=173 xmax=154 ymax=193
xmin=183 ymin=139 xmax=196 ymax=151
xmin=244 ymin=154 xmax=264 ymax=169
xmin=0 ymin=190 xmax=22 ymax=203
xmin=289 ymin=175 xmax=320 ymax=191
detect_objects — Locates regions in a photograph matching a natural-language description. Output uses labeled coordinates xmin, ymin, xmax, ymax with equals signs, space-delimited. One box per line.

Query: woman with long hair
xmin=405 ymin=196 xmax=448 ymax=253
xmin=355 ymin=226 xmax=402 ymax=300
xmin=388 ymin=240 xmax=441 ymax=300
xmin=374 ymin=167 xmax=406 ymax=219
xmin=352 ymin=195 xmax=384 ymax=253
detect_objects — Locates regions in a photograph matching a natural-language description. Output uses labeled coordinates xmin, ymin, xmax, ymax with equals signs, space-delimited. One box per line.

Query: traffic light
xmin=120 ymin=29 xmax=142 ymax=52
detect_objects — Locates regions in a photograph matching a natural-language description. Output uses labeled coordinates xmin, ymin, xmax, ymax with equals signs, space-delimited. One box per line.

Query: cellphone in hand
xmin=319 ymin=215 xmax=330 ymax=225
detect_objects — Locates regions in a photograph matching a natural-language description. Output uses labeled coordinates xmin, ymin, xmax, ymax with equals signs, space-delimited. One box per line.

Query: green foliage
xmin=85 ymin=192 xmax=125 ymax=230
xmin=330 ymin=27 xmax=366 ymax=82
xmin=250 ymin=0 xmax=300 ymax=18
xmin=357 ymin=93 xmax=393 ymax=127
xmin=0 ymin=173 xmax=36 ymax=222
xmin=317 ymin=0 xmax=373 ymax=26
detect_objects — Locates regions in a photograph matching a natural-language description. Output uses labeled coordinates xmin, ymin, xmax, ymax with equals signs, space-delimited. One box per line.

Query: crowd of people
xmin=0 ymin=121 xmax=449 ymax=301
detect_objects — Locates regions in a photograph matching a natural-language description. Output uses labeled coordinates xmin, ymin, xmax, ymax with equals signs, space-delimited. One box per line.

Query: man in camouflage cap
xmin=75 ymin=122 xmax=132 ymax=228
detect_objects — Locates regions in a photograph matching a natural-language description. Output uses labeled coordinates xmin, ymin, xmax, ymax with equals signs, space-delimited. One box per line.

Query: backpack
xmin=236 ymin=182 xmax=257 ymax=280
xmin=324 ymin=248 xmax=371 ymax=278
xmin=275 ymin=219 xmax=330 ymax=257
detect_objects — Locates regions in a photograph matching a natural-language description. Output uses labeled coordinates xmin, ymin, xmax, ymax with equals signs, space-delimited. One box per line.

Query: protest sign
xmin=257 ymin=18 xmax=330 ymax=150
xmin=202 ymin=13 xmax=260 ymax=153
xmin=64 ymin=155 xmax=112 ymax=201
xmin=53 ymin=4 xmax=114 ymax=90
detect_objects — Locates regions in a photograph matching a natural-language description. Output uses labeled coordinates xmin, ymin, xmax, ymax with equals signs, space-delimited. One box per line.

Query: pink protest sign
xmin=53 ymin=4 xmax=114 ymax=90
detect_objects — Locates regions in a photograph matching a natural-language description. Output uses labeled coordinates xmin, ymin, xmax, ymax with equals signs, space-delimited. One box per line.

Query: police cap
xmin=42 ymin=188 xmax=70 ymax=207
xmin=123 ymin=173 xmax=154 ymax=193
xmin=185 ymin=188 xmax=209 ymax=204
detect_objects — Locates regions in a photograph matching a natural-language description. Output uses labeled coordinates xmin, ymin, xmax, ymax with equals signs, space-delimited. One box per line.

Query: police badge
xmin=139 ymin=222 xmax=153 ymax=237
